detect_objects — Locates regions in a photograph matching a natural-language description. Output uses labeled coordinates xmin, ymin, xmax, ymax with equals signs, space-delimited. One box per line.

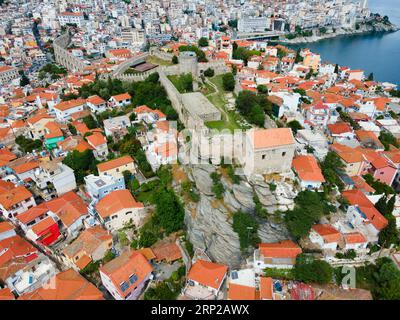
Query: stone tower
xmin=178 ymin=51 xmax=198 ymax=78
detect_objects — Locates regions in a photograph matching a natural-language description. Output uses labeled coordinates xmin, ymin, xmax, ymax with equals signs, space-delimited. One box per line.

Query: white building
xmin=0 ymin=186 xmax=36 ymax=220
xmin=32 ymin=161 xmax=77 ymax=200
xmin=309 ymin=224 xmax=341 ymax=251
xmin=53 ymin=99 xmax=86 ymax=122
xmin=103 ymin=115 xmax=131 ymax=137
xmin=95 ymin=189 xmax=145 ymax=232
xmin=58 ymin=12 xmax=85 ymax=27
xmin=100 ymin=250 xmax=153 ymax=300
xmin=0 ymin=66 xmax=19 ymax=85
xmin=86 ymin=95 xmax=108 ymax=114
xmin=238 ymin=16 xmax=270 ymax=33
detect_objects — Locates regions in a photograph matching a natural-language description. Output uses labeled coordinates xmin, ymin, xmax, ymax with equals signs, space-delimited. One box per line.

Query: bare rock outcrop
xmin=189 ymin=164 xmax=215 ymax=195
xmin=184 ymin=196 xmax=243 ymax=268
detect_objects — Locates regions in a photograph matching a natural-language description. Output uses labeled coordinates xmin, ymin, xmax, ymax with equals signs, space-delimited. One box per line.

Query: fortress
xmin=52 ymin=36 xmax=294 ymax=177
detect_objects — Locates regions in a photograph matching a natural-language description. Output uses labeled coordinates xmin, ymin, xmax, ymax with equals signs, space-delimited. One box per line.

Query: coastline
xmin=278 ymin=22 xmax=399 ymax=44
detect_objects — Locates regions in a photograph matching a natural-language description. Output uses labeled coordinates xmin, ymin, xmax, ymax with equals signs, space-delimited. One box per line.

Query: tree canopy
xmin=198 ymin=37 xmax=209 ymax=47
xmin=222 ymin=73 xmax=235 ymax=91
xmin=375 ymin=196 xmax=399 ymax=248
xmin=15 ymin=136 xmax=43 ymax=153
xmin=285 ymin=191 xmax=326 ymax=239
xmin=232 ymin=210 xmax=260 ymax=251
xmin=320 ymin=151 xmax=345 ymax=191
xmin=235 ymin=90 xmax=268 ymax=127
xmin=153 ymin=187 xmax=185 ymax=234
xmin=62 ymin=149 xmax=98 ymax=184
xmin=293 ymin=254 xmax=333 ymax=284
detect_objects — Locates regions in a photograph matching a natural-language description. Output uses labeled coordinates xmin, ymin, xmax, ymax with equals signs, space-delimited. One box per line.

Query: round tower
xmin=178 ymin=51 xmax=198 ymax=78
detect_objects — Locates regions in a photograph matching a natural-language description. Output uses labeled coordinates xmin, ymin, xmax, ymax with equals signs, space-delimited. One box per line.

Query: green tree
xmin=294 ymin=49 xmax=303 ymax=63
xmin=257 ymin=85 xmax=268 ymax=94
xmin=235 ymin=90 xmax=267 ymax=127
xmin=82 ymin=115 xmax=98 ymax=129
xmin=285 ymin=191 xmax=326 ymax=239
xmin=363 ymin=174 xmax=395 ymax=195
xmin=68 ymin=123 xmax=77 ymax=135
xmin=222 ymin=73 xmax=235 ymax=91
xmin=320 ymin=151 xmax=345 ymax=191
xmin=375 ymin=195 xmax=399 ymax=248
xmin=198 ymin=37 xmax=209 ymax=47
xmin=62 ymin=149 xmax=98 ymax=184
xmin=305 ymin=69 xmax=314 ymax=80
xmin=253 ymin=193 xmax=268 ymax=218
xmin=103 ymin=250 xmax=116 ymax=263
xmin=144 ymin=282 xmax=177 ymax=300
xmin=210 ymin=172 xmax=225 ymax=199
xmin=293 ymin=254 xmax=333 ymax=284
xmin=232 ymin=210 xmax=260 ymax=251
xmin=15 ymin=136 xmax=43 ymax=153
xmin=153 ymin=188 xmax=185 ymax=234
xmin=379 ymin=131 xmax=399 ymax=150
xmin=19 ymin=71 xmax=30 ymax=86
xmin=157 ymin=165 xmax=173 ymax=186
xmin=232 ymin=64 xmax=237 ymax=75
xmin=179 ymin=45 xmax=208 ymax=62
xmin=203 ymin=68 xmax=215 ymax=77
xmin=286 ymin=120 xmax=303 ymax=134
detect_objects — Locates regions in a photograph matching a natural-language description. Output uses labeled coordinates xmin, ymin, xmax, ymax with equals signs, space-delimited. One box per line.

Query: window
xmin=126 ymin=211 xmax=132 ymax=216
xmin=120 ymin=281 xmax=129 ymax=292
xmin=116 ymin=168 xmax=120 ymax=172
xmin=262 ymin=154 xmax=266 ymax=160
xmin=129 ymin=274 xmax=138 ymax=284
xmin=111 ymin=215 xmax=118 ymax=220
xmin=282 ymin=152 xmax=286 ymax=157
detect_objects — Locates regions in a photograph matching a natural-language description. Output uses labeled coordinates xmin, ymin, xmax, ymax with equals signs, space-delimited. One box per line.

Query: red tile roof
xmin=19 ymin=268 xmax=104 ymax=300
xmin=344 ymin=232 xmax=367 ymax=244
xmin=0 ymin=287 xmax=14 ymax=300
xmin=259 ymin=240 xmax=302 ymax=259
xmin=111 ymin=93 xmax=131 ymax=102
xmin=328 ymin=122 xmax=352 ymax=135
xmin=0 ymin=185 xmax=33 ymax=210
xmin=249 ymin=128 xmax=294 ymax=150
xmin=95 ymin=189 xmax=143 ymax=219
xmin=312 ymin=224 xmax=341 ymax=243
xmin=13 ymin=161 xmax=39 ymax=174
xmin=187 ymin=260 xmax=228 ymax=290
xmin=100 ymin=251 xmax=152 ymax=299
xmin=342 ymin=189 xmax=388 ymax=231
xmin=54 ymin=98 xmax=86 ymax=111
xmin=41 ymin=191 xmax=88 ymax=227
xmin=259 ymin=277 xmax=273 ymax=300
xmin=97 ymin=155 xmax=134 ymax=173
xmin=86 ymin=132 xmax=106 ymax=148
xmin=86 ymin=95 xmax=106 ymax=105
xmin=228 ymin=283 xmax=257 ymax=300
xmin=0 ymin=221 xmax=14 ymax=234
xmin=292 ymin=155 xmax=325 ymax=183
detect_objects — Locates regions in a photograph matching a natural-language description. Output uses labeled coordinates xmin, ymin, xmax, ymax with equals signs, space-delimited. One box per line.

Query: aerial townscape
xmin=0 ymin=0 xmax=400 ymax=303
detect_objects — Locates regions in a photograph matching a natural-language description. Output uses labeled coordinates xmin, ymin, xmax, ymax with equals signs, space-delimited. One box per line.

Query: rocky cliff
xmin=183 ymin=164 xmax=293 ymax=268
